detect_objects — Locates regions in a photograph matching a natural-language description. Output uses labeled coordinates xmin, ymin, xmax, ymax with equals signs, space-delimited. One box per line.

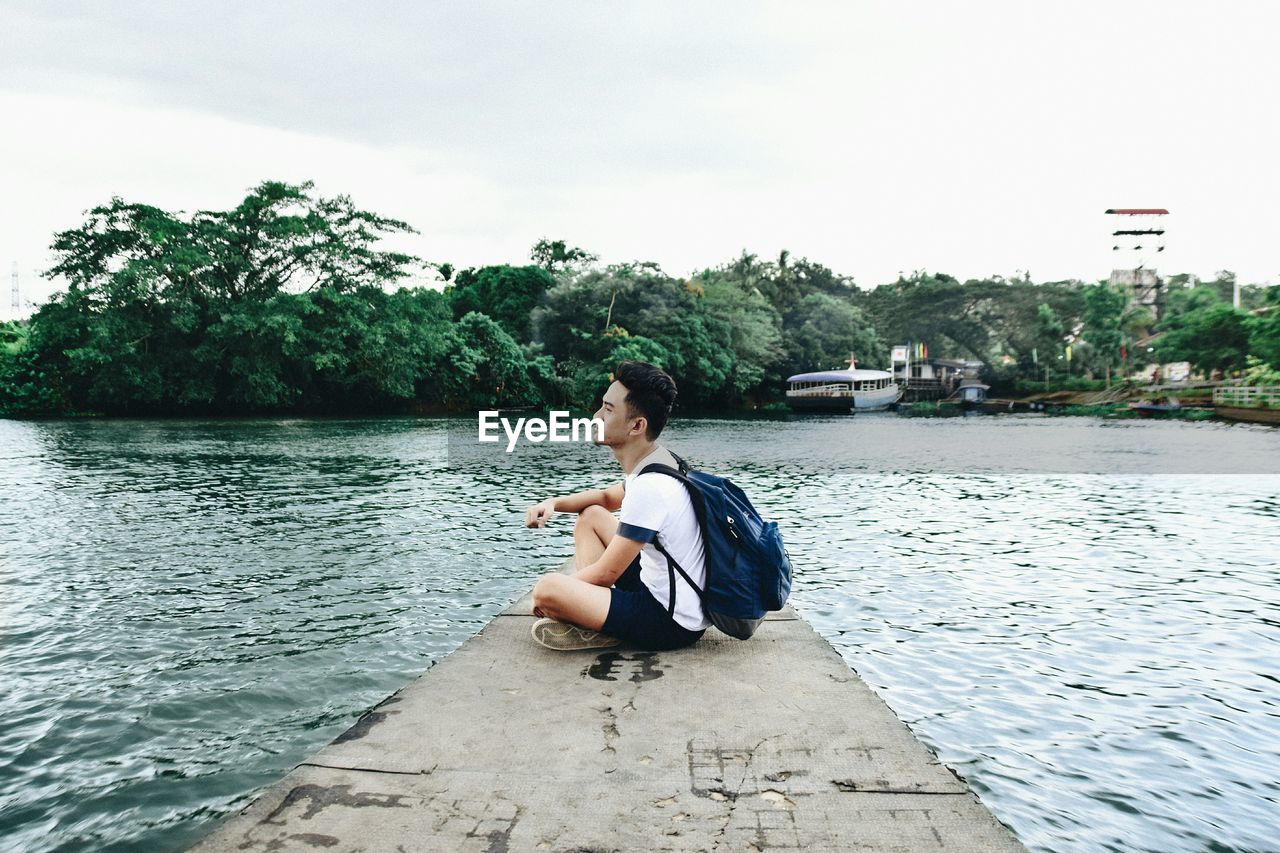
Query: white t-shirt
xmin=617 ymin=445 xmax=711 ymax=632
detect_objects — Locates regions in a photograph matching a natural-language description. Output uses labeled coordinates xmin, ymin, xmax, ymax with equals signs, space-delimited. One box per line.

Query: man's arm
xmin=573 ymin=533 xmax=644 ymax=587
xmin=525 ymin=482 xmax=624 ymax=527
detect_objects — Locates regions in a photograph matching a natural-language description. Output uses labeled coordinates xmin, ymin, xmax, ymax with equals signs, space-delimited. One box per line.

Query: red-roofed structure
xmin=1105 ymin=208 xmax=1169 ymax=215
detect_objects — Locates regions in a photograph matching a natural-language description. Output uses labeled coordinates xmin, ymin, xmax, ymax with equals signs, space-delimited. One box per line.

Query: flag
xmin=1065 ymin=345 xmax=1073 ymax=362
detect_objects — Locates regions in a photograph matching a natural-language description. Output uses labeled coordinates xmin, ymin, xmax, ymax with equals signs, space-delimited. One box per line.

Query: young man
xmin=525 ymin=361 xmax=709 ymax=652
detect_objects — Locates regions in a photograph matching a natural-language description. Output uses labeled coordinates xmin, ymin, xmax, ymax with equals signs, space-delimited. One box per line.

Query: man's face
xmin=592 ymin=381 xmax=645 ymax=446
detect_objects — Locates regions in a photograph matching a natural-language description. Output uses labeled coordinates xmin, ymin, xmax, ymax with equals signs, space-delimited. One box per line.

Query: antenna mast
xmin=1105 ymin=208 xmax=1168 ymax=318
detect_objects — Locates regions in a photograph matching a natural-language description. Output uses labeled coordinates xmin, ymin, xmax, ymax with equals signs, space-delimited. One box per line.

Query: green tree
xmin=1162 ymin=281 xmax=1228 ymax=322
xmin=48 ymin=181 xmax=418 ymax=305
xmin=1247 ymin=301 xmax=1280 ymax=369
xmin=446 ymin=265 xmax=555 ymax=342
xmin=532 ymin=263 xmax=743 ymax=408
xmin=694 ymin=271 xmax=784 ymax=400
xmin=1241 ymin=355 xmax=1280 ymax=385
xmin=718 ymin=250 xmax=855 ymax=322
xmin=862 ymin=272 xmax=994 ymax=362
xmin=291 ymin=285 xmax=458 ymax=411
xmin=10 ymin=181 xmax=427 ymax=415
xmin=447 ymin=312 xmax=539 ymax=409
xmin=196 ymin=293 xmax=309 ymax=410
xmin=782 ymin=292 xmax=882 ymax=377
xmin=1154 ymin=303 xmax=1251 ymax=376
xmin=858 ymin=272 xmax=1087 ymax=389
xmin=1027 ymin=302 xmax=1068 ymax=383
xmin=1082 ymin=282 xmax=1127 ymax=386
xmin=560 ymin=329 xmax=675 ymax=409
xmin=1204 ymin=270 xmax=1237 ymax=305
xmin=0 ymin=321 xmax=60 ymax=415
xmin=530 ymin=238 xmax=598 ymax=275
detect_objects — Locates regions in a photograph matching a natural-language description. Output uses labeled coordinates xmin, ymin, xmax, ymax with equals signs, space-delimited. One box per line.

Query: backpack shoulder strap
xmin=639 ymin=448 xmax=688 ymax=477
xmin=634 ymin=462 xmax=707 ymax=614
xmin=652 ymin=537 xmax=706 ymax=612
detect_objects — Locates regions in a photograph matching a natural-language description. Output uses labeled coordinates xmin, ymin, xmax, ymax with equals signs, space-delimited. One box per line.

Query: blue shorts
xmin=603 ymin=556 xmax=706 ymax=651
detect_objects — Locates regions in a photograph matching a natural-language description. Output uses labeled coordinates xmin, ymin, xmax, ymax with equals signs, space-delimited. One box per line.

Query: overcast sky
xmin=2 ymin=1 xmax=1277 ymax=317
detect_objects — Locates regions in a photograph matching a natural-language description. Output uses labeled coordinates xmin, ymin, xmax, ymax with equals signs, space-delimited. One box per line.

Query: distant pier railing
xmin=787 ymin=383 xmax=854 ymax=399
xmin=900 ymin=377 xmax=949 ymax=402
xmin=1213 ymin=386 xmax=1280 ymax=409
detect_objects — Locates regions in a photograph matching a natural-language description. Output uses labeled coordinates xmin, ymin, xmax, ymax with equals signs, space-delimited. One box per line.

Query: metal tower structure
xmin=10 ymin=262 xmax=18 ymax=312
xmin=1105 ymin=208 xmax=1168 ymax=316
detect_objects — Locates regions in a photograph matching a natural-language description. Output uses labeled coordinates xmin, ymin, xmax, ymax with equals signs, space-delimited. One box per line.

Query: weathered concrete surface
xmin=192 ymin=560 xmax=1025 ymax=852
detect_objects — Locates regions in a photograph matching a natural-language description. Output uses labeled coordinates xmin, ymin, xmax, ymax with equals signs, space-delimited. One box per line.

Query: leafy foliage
xmin=781 ymin=293 xmax=881 ymax=375
xmin=446 ymin=265 xmax=554 ymax=342
xmin=0 ymin=321 xmax=60 ymax=415
xmin=1242 ymin=355 xmax=1280 ymax=385
xmin=6 ymin=180 xmax=1278 ymax=418
xmin=447 ymin=312 xmax=540 ymax=409
xmin=1081 ymin=282 xmax=1127 ymax=379
xmin=530 ymin=239 xmax=598 ymax=275
xmin=1245 ymin=291 xmax=1280 ymax=369
xmin=4 ymin=182 xmax=453 ymax=415
xmin=1155 ymin=303 xmax=1251 ymax=375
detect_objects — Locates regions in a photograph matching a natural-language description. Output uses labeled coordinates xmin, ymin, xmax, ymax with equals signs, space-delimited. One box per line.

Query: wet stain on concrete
xmin=333 ymin=696 xmax=402 ymax=744
xmin=687 ymin=740 xmax=760 ymax=800
xmin=262 ymin=784 xmax=410 ymax=824
xmin=289 ymin=833 xmax=340 ymax=848
xmin=461 ymin=803 xmax=522 ymax=852
xmin=598 ymin=705 xmax=620 ymax=755
xmin=584 ymin=652 xmax=663 ymax=683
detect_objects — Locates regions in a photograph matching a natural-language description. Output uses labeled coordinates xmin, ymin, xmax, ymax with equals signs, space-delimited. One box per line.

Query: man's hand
xmin=524 ymin=499 xmax=557 ymax=528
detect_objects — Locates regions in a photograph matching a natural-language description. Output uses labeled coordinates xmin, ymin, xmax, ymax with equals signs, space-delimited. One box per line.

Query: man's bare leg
xmin=531 ymin=574 xmax=613 ymax=630
xmin=529 ymin=505 xmax=622 ymax=629
xmin=573 ymin=504 xmax=618 ymax=571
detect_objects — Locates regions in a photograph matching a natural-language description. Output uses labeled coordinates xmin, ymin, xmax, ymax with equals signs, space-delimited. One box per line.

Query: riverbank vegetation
xmin=2 ymin=181 xmax=1278 ymax=417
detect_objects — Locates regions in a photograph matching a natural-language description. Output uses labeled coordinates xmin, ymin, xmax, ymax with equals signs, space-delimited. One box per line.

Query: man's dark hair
xmin=615 ymin=361 xmax=677 ymax=440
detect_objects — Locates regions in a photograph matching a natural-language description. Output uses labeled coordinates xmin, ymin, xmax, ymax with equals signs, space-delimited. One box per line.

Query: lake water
xmin=1 ymin=415 xmax=1278 ymax=852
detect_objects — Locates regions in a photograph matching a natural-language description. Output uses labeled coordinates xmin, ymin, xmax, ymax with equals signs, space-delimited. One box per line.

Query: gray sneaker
xmin=531 ymin=618 xmax=622 ymax=651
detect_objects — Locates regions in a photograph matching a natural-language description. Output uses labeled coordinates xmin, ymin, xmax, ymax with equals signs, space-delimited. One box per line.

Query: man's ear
xmin=630 ymin=415 xmax=648 ymax=437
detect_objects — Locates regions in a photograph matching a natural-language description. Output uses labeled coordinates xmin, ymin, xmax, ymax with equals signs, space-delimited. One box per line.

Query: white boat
xmin=785 ymin=368 xmax=902 ymax=412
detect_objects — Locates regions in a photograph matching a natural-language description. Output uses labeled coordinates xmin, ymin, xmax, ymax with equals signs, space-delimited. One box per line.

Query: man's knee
xmin=532 ymin=573 xmax=566 ymax=613
xmin=576 ymin=503 xmax=612 ymax=529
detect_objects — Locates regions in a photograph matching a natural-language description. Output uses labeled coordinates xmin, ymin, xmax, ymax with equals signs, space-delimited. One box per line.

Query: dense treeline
xmin=1 ymin=181 xmax=1277 ymax=416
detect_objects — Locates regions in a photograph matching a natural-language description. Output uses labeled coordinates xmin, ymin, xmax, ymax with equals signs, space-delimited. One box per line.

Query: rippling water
xmin=1 ymin=415 xmax=1277 ymax=852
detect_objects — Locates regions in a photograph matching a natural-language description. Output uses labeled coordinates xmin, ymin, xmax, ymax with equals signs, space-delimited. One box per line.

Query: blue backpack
xmin=639 ymin=453 xmax=792 ymax=639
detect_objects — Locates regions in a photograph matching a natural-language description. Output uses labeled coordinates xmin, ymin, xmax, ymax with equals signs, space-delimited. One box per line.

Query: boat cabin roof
xmin=787 ymin=369 xmax=893 ymax=383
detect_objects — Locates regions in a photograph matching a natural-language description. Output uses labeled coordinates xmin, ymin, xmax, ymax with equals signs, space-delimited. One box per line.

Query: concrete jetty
xmin=192 ymin=559 xmax=1024 ymax=851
